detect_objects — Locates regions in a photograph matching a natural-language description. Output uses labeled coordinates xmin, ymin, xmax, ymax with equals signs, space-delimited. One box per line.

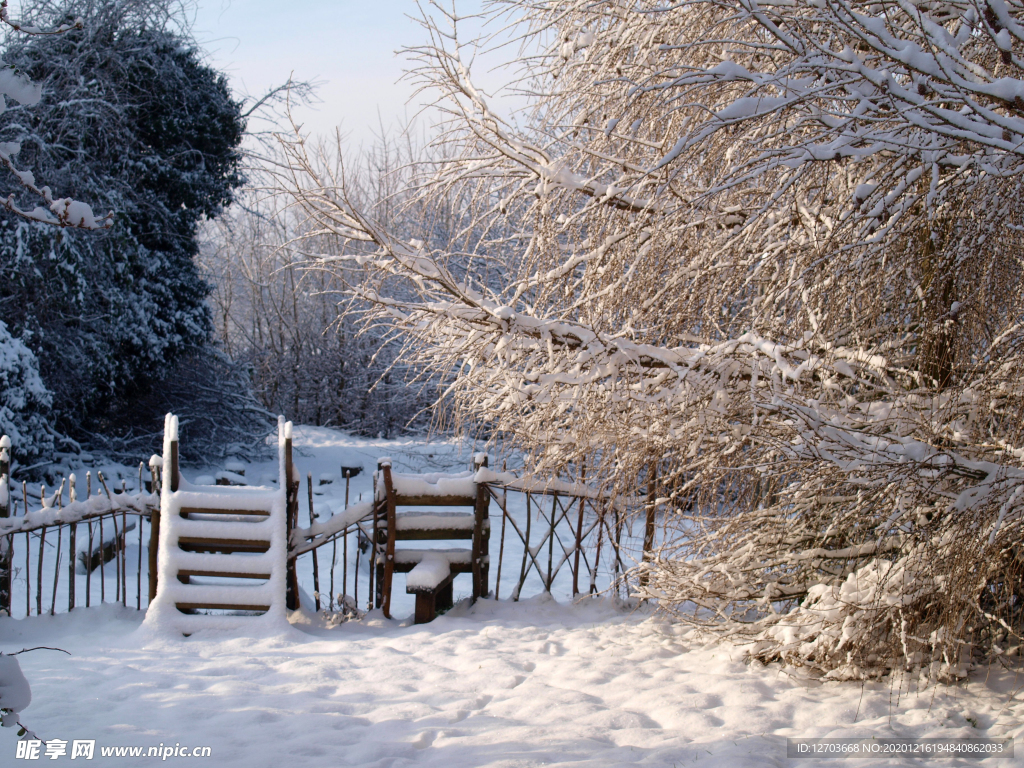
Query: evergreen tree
xmin=0 ymin=0 xmax=244 ymax=443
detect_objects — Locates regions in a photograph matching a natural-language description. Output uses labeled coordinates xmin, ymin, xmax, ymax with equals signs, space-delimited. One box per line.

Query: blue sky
xmin=190 ymin=1 xmax=427 ymax=145
xmin=189 ymin=0 xmax=514 ymax=147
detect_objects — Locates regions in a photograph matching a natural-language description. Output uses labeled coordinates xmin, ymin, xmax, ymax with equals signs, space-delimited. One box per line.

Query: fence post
xmin=284 ymin=425 xmax=300 ymax=611
xmin=380 ymin=461 xmax=396 ymax=619
xmin=0 ymin=435 xmax=10 ymax=615
xmin=307 ymin=473 xmax=320 ymax=612
xmin=372 ymin=463 xmax=382 ymax=610
xmin=572 ymin=496 xmax=585 ymax=598
xmin=639 ymin=461 xmax=657 ymax=589
xmin=149 ymin=426 xmax=174 ymax=604
xmin=69 ymin=475 xmax=77 ymax=611
xmin=473 ymin=453 xmax=489 ymax=600
xmin=572 ymin=465 xmax=587 ymax=597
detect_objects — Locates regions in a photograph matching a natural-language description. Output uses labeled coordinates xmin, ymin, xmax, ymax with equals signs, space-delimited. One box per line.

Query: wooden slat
xmin=393 ymin=494 xmax=477 ymax=507
xmin=179 ymin=507 xmax=270 ymax=518
xmin=177 ymin=570 xmax=271 ymax=581
xmin=395 ymin=528 xmax=475 ymax=541
xmin=178 ymin=537 xmax=270 ymax=554
xmin=175 ymin=602 xmax=270 ymax=613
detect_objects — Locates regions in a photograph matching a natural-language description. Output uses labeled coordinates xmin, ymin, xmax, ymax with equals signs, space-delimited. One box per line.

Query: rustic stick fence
xmin=287 ymin=462 xmax=640 ymax=616
xmin=0 ymin=440 xmax=161 ymax=618
xmin=2 ymin=430 xmax=645 ymax=621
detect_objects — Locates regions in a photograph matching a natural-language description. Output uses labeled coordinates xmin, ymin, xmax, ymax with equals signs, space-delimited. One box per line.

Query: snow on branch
xmin=273 ymin=0 xmax=1024 ymax=679
xmin=0 ymin=1 xmax=110 ymax=229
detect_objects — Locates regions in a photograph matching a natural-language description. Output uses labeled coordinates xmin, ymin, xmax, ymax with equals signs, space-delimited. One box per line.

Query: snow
xmin=396 ymin=512 xmax=478 ymax=531
xmin=393 ymin=548 xmax=475 ymax=567
xmin=0 ymin=65 xmax=41 ymax=106
xmin=406 ymin=553 xmax=451 ymax=590
xmin=1 ymin=599 xmax=1021 ymax=766
xmin=387 ymin=471 xmax=477 ymax=500
xmin=214 ymin=470 xmax=246 ymax=485
xmin=0 ymin=653 xmax=30 ymax=713
xmin=0 ymin=426 xmax=1022 ymax=763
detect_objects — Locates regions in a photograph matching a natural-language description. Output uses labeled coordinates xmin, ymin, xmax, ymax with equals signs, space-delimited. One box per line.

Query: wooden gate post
xmin=284 ymin=428 xmax=300 ymax=610
xmin=149 ymin=438 xmax=175 ymax=604
xmin=472 ymin=453 xmax=489 ymax=600
xmin=372 ymin=462 xmax=384 ymax=610
xmin=0 ymin=436 xmax=11 ymax=615
xmin=380 ymin=461 xmax=396 ymax=619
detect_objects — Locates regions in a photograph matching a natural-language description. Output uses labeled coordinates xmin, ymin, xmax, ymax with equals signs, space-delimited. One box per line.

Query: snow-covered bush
xmin=0 ymin=653 xmax=32 ymax=734
xmin=747 ymin=556 xmax=966 ymax=681
xmin=0 ymin=320 xmax=52 ymax=466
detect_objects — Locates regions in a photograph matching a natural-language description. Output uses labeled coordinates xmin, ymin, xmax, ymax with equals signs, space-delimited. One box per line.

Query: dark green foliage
xmin=0 ymin=0 xmax=245 ymax=441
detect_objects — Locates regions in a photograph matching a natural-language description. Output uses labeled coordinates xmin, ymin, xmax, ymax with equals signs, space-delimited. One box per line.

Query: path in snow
xmin=2 ymin=597 xmax=1022 ymax=767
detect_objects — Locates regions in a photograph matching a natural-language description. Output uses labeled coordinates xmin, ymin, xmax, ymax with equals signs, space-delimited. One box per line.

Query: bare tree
xmin=203 ymin=132 xmax=444 ymax=435
xmin=275 ymin=0 xmax=1024 ymax=680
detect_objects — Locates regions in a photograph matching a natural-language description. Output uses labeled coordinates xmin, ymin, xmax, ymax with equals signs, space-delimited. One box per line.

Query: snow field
xmin=3 ymin=598 xmax=1022 ymax=767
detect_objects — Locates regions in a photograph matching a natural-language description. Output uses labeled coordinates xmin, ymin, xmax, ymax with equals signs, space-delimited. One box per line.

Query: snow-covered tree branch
xmin=0 ymin=0 xmax=109 ymax=228
xmin=276 ymin=0 xmax=1024 ymax=679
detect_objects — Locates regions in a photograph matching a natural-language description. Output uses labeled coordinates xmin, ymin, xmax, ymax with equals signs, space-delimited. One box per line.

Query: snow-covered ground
xmin=2 ymin=426 xmax=1022 ymax=765
xmin=4 ymin=598 xmax=1023 ymax=767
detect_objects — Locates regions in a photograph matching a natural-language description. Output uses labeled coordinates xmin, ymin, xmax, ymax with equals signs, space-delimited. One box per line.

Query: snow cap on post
xmin=161 ymin=413 xmax=178 ymax=495
xmin=0 ymin=435 xmax=10 ymax=449
xmin=148 ymin=455 xmax=162 ymax=468
xmin=473 ymin=452 xmax=489 ymax=467
xmin=277 ymin=415 xmax=289 ymax=489
xmin=378 ymin=457 xmax=392 ymax=468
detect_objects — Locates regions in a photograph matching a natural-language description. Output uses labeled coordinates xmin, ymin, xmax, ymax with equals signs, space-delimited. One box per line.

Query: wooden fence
xmin=1 ymin=436 xmax=638 ymax=620
xmin=0 ymin=443 xmax=160 ymax=618
xmin=287 ymin=467 xmax=636 ymax=616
